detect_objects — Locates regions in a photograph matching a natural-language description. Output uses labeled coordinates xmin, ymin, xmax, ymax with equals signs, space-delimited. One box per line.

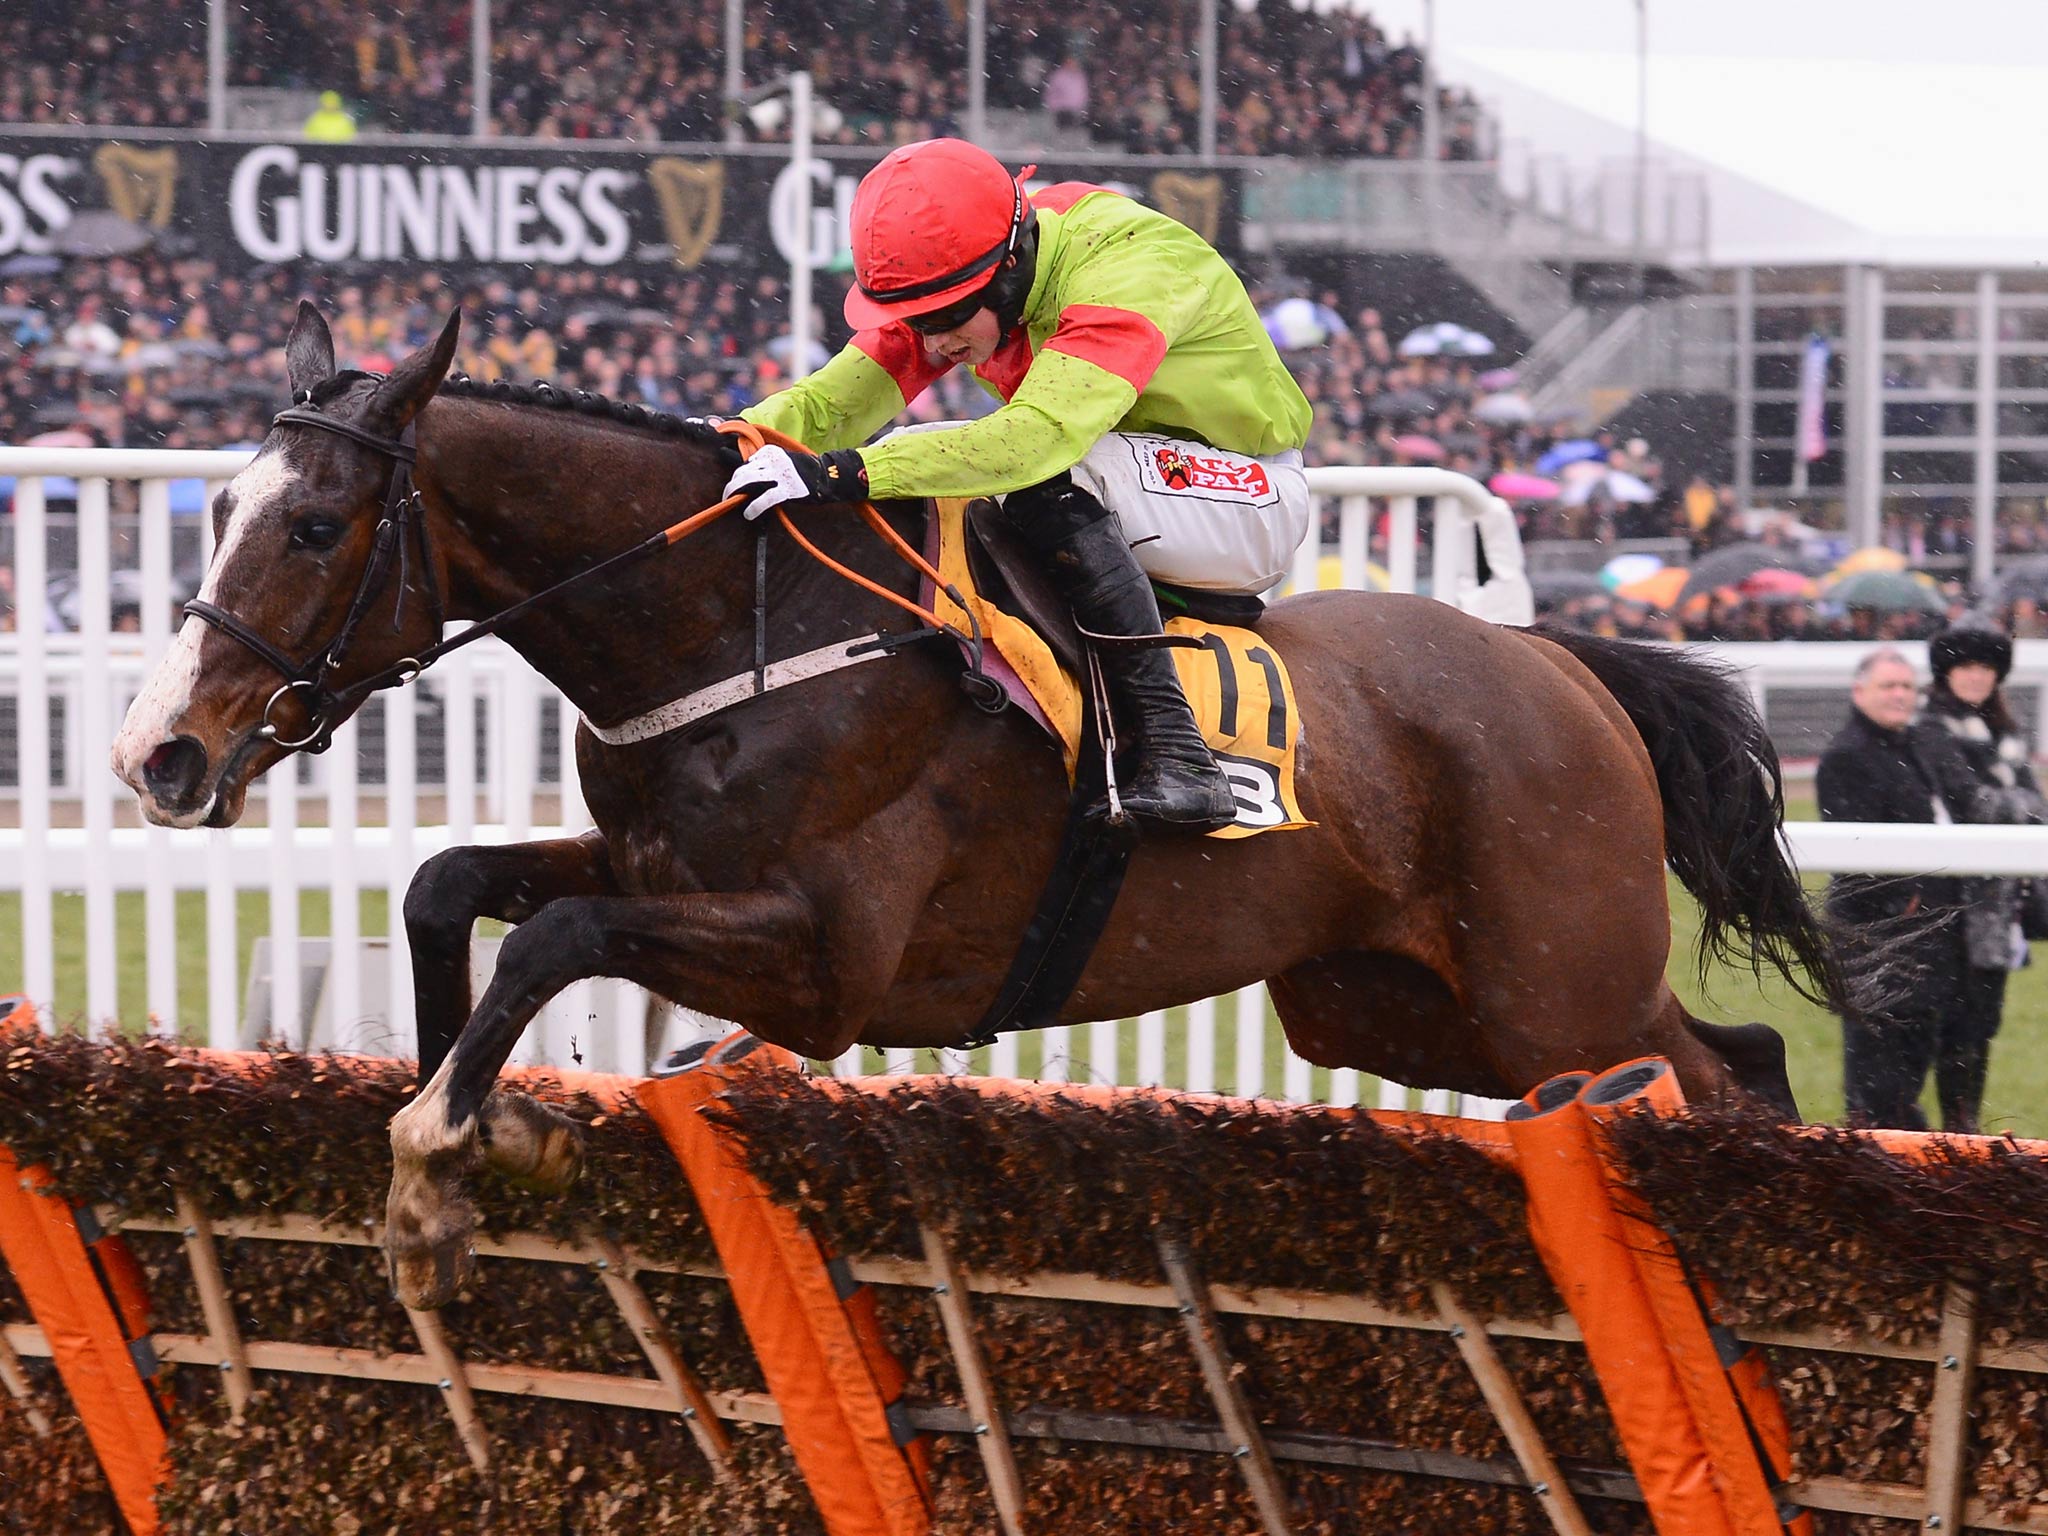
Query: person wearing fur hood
xmin=1919 ymin=612 xmax=2047 ymax=1132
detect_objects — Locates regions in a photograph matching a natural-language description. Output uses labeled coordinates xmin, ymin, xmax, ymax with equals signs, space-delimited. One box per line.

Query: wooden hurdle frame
xmin=5 ymin=1041 xmax=2048 ymax=1534
xmin=9 ymin=1204 xmax=2045 ymax=1533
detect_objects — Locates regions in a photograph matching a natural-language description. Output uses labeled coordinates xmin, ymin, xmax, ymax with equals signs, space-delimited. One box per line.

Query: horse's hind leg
xmin=1678 ymin=1010 xmax=1800 ymax=1119
xmin=403 ymin=832 xmax=620 ymax=1192
xmin=1634 ymin=991 xmax=1798 ymax=1115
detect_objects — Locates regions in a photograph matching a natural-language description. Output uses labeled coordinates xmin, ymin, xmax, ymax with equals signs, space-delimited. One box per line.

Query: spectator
xmin=1042 ymin=54 xmax=1088 ymax=130
xmin=1815 ymin=646 xmax=2026 ymax=1130
xmin=302 ymin=89 xmax=358 ymax=141
xmin=1917 ymin=613 xmax=2047 ymax=1132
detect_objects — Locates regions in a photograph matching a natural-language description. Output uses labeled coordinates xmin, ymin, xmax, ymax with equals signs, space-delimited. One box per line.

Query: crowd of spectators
xmin=6 ymin=250 xmax=2039 ymax=646
xmin=5 ymin=0 xmax=1487 ymax=159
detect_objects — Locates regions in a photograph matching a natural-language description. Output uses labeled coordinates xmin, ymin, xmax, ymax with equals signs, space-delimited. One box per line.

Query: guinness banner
xmin=0 ymin=134 xmax=1242 ymax=272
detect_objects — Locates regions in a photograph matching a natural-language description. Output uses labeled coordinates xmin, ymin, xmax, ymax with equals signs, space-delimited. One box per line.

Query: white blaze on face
xmin=111 ymin=448 xmax=303 ymax=790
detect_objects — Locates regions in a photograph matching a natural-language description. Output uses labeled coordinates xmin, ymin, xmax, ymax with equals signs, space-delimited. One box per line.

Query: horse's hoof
xmin=387 ymin=1230 xmax=476 ymax=1312
xmin=479 ymin=1088 xmax=586 ymax=1193
xmin=384 ymin=1175 xmax=478 ymax=1310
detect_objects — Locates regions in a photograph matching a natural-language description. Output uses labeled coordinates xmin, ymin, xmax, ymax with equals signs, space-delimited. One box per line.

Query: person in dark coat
xmin=1816 ymin=647 xmax=1973 ymax=1129
xmin=1917 ymin=613 xmax=2046 ymax=1132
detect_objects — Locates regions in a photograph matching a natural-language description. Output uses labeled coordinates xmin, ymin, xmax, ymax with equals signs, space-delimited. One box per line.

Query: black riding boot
xmin=1001 ymin=481 xmax=1239 ymax=831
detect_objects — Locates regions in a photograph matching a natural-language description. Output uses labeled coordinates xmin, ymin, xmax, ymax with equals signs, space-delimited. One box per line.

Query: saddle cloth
xmin=924 ymin=497 xmax=1312 ymax=840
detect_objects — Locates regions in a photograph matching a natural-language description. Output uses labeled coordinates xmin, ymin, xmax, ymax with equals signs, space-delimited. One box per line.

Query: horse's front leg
xmin=385 ymin=885 xmax=840 ymax=1308
xmin=396 ymin=835 xmax=620 ymax=1242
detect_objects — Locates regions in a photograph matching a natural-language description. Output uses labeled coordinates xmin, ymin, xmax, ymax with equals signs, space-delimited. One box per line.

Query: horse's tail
xmin=1528 ymin=624 xmax=1851 ymax=1015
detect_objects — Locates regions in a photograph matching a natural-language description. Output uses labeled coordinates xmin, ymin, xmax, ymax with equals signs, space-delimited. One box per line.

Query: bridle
xmin=182 ymin=393 xmax=997 ymax=758
xmin=183 ymin=398 xmax=441 ymax=753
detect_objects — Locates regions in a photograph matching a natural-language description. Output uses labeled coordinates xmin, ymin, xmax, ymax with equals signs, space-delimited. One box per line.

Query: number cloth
xmin=742 ymin=183 xmax=1314 ymax=511
xmin=925 ymin=497 xmax=1310 ymax=840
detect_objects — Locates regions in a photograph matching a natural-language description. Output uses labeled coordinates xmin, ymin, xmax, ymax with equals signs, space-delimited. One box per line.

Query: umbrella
xmin=1260 ymin=297 xmax=1349 ymax=351
xmin=1738 ymin=567 xmax=1819 ymax=599
xmin=1536 ymin=439 xmax=1605 ymax=476
xmin=1616 ymin=567 xmax=1690 ymax=609
xmin=1601 ymin=553 xmax=1665 ymax=591
xmin=1987 ymin=556 xmax=2048 ymax=607
xmin=1391 ymin=433 xmax=1445 ymax=462
xmin=1368 ymin=389 xmax=1438 ymax=419
xmin=1476 ymin=367 xmax=1519 ymax=390
xmin=53 ymin=210 xmax=155 ymax=259
xmin=1398 ymin=321 xmax=1495 ymax=358
xmin=1472 ymin=391 xmax=1533 ymax=425
xmin=1676 ymin=544 xmax=1803 ymax=602
xmin=1530 ymin=570 xmax=1608 ymax=602
xmin=1829 ymin=569 xmax=1945 ymax=612
xmin=0 ymin=253 xmax=62 ymax=277
xmin=1830 ymin=546 xmax=1909 ymax=579
xmin=1488 ymin=471 xmax=1560 ymax=500
xmin=1561 ymin=469 xmax=1657 ymax=506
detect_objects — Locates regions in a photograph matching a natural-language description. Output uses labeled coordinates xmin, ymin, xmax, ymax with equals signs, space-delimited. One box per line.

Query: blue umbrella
xmin=168 ymin=478 xmax=210 ymax=515
xmin=1536 ymin=439 xmax=1605 ymax=477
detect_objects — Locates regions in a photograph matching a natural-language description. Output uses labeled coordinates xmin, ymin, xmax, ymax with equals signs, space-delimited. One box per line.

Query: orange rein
xmin=659 ymin=419 xmax=959 ymax=636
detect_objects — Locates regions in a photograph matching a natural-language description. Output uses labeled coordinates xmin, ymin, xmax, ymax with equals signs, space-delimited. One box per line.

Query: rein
xmin=183 ymin=405 xmax=988 ymax=755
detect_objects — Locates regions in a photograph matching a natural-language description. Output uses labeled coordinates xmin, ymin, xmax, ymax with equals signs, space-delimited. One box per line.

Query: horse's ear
xmin=284 ymin=300 xmax=336 ymax=398
xmin=369 ymin=310 xmax=462 ymax=431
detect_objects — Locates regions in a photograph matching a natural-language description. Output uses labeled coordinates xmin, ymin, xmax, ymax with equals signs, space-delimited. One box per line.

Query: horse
xmin=112 ymin=302 xmax=1843 ymax=1310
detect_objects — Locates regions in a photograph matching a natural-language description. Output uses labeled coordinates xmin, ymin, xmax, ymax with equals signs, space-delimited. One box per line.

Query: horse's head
xmin=113 ymin=300 xmax=460 ymax=828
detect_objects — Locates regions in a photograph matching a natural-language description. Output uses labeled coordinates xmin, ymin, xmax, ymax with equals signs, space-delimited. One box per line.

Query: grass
xmin=6 ymin=793 xmax=2043 ymax=1134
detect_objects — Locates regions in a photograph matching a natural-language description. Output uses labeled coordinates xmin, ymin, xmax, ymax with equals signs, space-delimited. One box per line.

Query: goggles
xmin=903 ymin=290 xmax=991 ymax=336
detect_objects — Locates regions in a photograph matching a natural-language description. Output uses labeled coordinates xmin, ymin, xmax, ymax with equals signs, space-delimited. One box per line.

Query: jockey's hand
xmin=722 ymin=445 xmax=868 ymax=519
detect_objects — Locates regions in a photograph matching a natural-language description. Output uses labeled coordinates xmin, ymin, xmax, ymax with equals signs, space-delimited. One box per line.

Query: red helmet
xmin=844 ymin=139 xmax=1033 ymax=331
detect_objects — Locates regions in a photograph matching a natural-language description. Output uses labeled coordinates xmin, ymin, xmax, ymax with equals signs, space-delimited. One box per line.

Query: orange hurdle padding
xmin=1507 ymin=1068 xmax=1738 ymax=1536
xmin=1578 ymin=1060 xmax=1809 ymax=1536
xmin=639 ymin=1035 xmax=931 ymax=1536
xmin=0 ymin=1148 xmax=168 ymax=1535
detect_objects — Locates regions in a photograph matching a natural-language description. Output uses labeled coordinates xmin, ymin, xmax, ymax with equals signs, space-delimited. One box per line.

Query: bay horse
xmin=113 ymin=303 xmax=1841 ymax=1309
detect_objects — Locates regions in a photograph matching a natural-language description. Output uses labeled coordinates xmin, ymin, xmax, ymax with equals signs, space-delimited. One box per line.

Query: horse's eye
xmin=290 ymin=518 xmax=344 ymax=551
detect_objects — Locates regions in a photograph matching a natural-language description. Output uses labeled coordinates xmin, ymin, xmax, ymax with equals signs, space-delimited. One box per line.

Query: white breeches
xmin=1060 ymin=433 xmax=1311 ymax=595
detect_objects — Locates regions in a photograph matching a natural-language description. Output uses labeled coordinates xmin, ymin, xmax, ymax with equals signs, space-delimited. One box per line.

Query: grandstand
xmin=2 ymin=0 xmax=2046 ymax=652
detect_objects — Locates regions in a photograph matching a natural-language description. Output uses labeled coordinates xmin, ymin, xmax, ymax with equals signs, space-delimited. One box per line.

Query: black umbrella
xmin=54 ymin=210 xmax=155 ymax=259
xmin=1369 ymin=389 xmax=1439 ymax=419
xmin=1677 ymin=543 xmax=1823 ymax=604
xmin=1986 ymin=556 xmax=2048 ymax=607
xmin=1530 ymin=570 xmax=1608 ymax=602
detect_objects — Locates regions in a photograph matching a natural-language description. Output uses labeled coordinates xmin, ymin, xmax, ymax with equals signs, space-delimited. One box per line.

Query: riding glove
xmin=723 ymin=445 xmax=868 ymax=518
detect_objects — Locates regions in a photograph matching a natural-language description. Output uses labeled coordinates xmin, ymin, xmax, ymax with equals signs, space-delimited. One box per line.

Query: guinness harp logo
xmin=648 ymin=158 xmax=724 ymax=269
xmin=1150 ymin=171 xmax=1223 ymax=245
xmin=93 ymin=143 xmax=180 ymax=227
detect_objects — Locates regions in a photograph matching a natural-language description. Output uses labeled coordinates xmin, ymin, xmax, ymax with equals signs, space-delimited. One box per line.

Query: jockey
xmin=728 ymin=137 xmax=1313 ymax=832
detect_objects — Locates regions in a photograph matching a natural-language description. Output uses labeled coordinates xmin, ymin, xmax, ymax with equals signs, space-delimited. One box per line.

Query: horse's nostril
xmin=142 ymin=737 xmax=210 ymax=806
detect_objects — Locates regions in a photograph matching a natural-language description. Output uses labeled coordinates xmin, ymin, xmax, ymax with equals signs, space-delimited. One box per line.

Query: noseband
xmin=182 ymin=399 xmax=443 ymax=753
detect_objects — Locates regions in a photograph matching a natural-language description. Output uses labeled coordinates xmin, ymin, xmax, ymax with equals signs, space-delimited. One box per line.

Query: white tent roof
xmin=1361 ymin=0 xmax=2048 ymax=268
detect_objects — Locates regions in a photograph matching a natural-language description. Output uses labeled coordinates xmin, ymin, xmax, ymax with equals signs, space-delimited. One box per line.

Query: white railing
xmin=16 ymin=446 xmax=2035 ymax=1115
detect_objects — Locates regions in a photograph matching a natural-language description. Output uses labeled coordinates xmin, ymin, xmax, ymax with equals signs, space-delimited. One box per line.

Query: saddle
xmin=960 ymin=498 xmax=1266 ymax=676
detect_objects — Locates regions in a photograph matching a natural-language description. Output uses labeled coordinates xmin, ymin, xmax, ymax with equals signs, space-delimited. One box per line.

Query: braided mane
xmin=436 ymin=374 xmax=733 ymax=456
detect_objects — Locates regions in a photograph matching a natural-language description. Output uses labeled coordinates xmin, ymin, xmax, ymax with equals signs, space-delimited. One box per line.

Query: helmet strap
xmin=984 ymin=215 xmax=1040 ymax=334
